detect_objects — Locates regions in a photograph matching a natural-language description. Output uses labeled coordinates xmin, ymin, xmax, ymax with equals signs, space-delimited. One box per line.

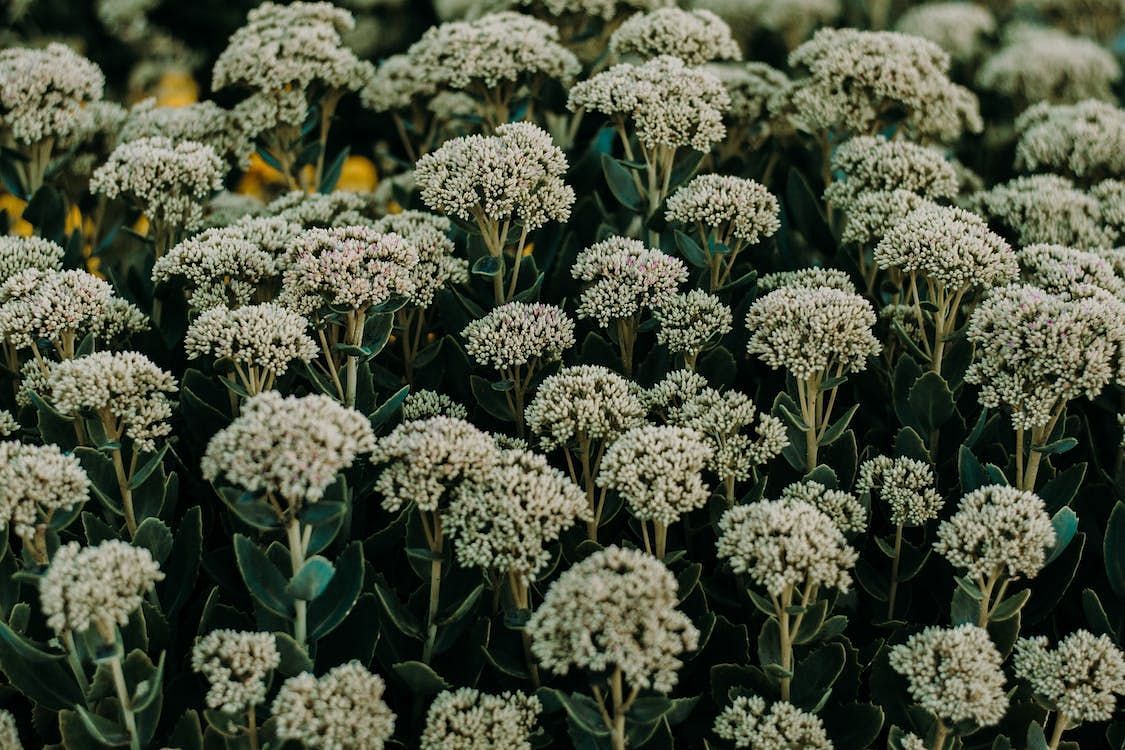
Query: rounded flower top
xmin=757 ymin=268 xmax=855 ymax=293
xmin=185 ymin=303 xmax=317 ymax=381
xmin=371 ymin=416 xmax=500 ymax=513
xmin=272 ymin=661 xmax=395 ymax=750
xmin=713 ymin=696 xmax=833 ymax=750
xmin=401 ymin=390 xmax=469 ymax=422
xmin=779 ymin=480 xmax=866 ymax=534
xmin=407 ymin=12 xmax=579 ymax=92
xmin=527 ymin=545 xmax=699 ymax=693
xmin=421 ymin=688 xmax=541 ymax=750
xmin=372 ymin=211 xmax=466 ymax=308
xmin=745 ymin=286 xmax=880 ymax=381
xmin=597 ymin=425 xmax=712 ymax=525
xmin=824 ymin=135 xmax=959 ymax=208
xmin=857 ymin=456 xmax=943 ymax=527
xmin=716 ymin=498 xmax=858 ymax=596
xmin=665 ymin=174 xmax=780 ymax=246
xmin=935 ymin=484 xmax=1055 ymax=580
xmin=48 ymin=351 xmax=177 ymax=453
xmin=267 ymin=190 xmax=376 ymax=229
xmin=787 ymin=28 xmax=981 ymax=142
xmin=653 ymin=290 xmax=734 ymax=358
xmin=965 ymin=284 xmax=1125 ymax=428
xmin=525 ymin=365 xmax=646 ymax=451
xmin=447 ymin=447 xmax=589 ymax=582
xmin=462 ymin=302 xmax=575 ymax=370
xmin=90 ymin=136 xmax=225 ymax=231
xmin=1018 ymin=243 xmax=1125 ymax=298
xmin=0 ymin=442 xmax=89 ymax=543
xmin=838 ymin=189 xmax=935 ymax=247
xmin=0 ymin=236 xmax=64 ymax=281
xmin=609 ymin=8 xmax=741 ymax=65
xmin=893 ymin=2 xmax=996 ymax=63
xmin=568 ymin=56 xmax=730 ymax=152
xmin=874 ymin=204 xmax=1018 ymax=290
xmin=1015 ymin=99 xmax=1125 ymax=181
xmin=39 ymin=540 xmax=164 ymax=639
xmin=972 ymin=174 xmax=1117 ymax=249
xmin=120 ymin=98 xmax=247 ymax=165
xmin=213 ymin=1 xmax=373 ymax=94
xmin=191 ymin=630 xmax=280 ymax=715
xmin=572 ymin=236 xmax=687 ymax=327
xmin=201 ymin=391 xmax=376 ymax=506
xmin=977 ymin=26 xmax=1120 ymax=105
xmin=0 ymin=709 xmax=19 ymax=750
xmin=415 ymin=123 xmax=574 ymax=231
xmin=279 ymin=226 xmax=419 ymax=318
xmin=1014 ymin=630 xmax=1125 ymax=723
xmin=888 ymin=624 xmax=1008 ymax=727
xmin=360 ymin=53 xmax=434 ymax=113
xmin=0 ymin=43 xmax=104 ymax=146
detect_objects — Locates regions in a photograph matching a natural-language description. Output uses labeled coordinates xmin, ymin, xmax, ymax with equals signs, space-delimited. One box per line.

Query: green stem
xmin=887 ymin=524 xmax=904 ymax=620
xmin=286 ymin=520 xmax=308 ymax=647
xmin=1047 ymin=713 xmax=1068 ymax=750
xmin=110 ymin=654 xmax=141 ymax=750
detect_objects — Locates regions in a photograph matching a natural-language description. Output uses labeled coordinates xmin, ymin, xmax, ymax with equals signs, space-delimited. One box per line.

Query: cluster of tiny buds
xmin=191 ymin=630 xmax=280 ymax=715
xmin=462 ymin=302 xmax=575 ymax=371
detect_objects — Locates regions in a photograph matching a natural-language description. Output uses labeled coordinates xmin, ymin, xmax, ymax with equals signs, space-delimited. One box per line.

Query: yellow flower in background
xmin=336 ymin=156 xmax=378 ymax=192
xmin=153 ymin=70 xmax=199 ymax=108
xmin=0 ymin=193 xmax=33 ymax=236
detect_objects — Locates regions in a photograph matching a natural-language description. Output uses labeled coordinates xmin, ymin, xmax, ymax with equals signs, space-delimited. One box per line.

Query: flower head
xmin=824 ymin=135 xmax=959 ymax=209
xmin=665 ymin=174 xmax=780 ymax=246
xmin=713 ymin=696 xmax=833 ymax=749
xmin=745 ymin=286 xmax=880 ymax=380
xmin=610 ymin=8 xmax=741 ymax=65
xmin=202 ymin=391 xmax=375 ymax=506
xmin=780 ymin=480 xmax=866 ymax=534
xmin=894 ymin=2 xmax=996 ymax=63
xmin=462 ymin=302 xmax=575 ymax=370
xmin=185 ymin=303 xmax=317 ymax=381
xmin=888 ymin=624 xmax=1008 ymax=727
xmin=525 ymin=365 xmax=646 ymax=451
xmin=1018 ymin=243 xmax=1125 ymax=297
xmin=972 ymin=174 xmax=1117 ymax=249
xmin=838 ymin=189 xmax=935 ymax=247
xmin=977 ymin=26 xmax=1120 ymax=105
xmin=39 ymin=540 xmax=163 ymax=639
xmin=0 ymin=709 xmax=19 ymax=750
xmin=267 ymin=190 xmax=377 ymax=228
xmin=1014 ymin=630 xmax=1125 ymax=723
xmin=272 ymin=661 xmax=395 ymax=750
xmin=527 ymin=546 xmax=699 ymax=692
xmin=598 ymin=425 xmax=712 ymax=525
xmin=1015 ymin=99 xmax=1125 ymax=181
xmin=421 ymin=689 xmax=541 ymax=750
xmin=192 ymin=630 xmax=280 ymax=715
xmin=653 ymin=290 xmax=733 ymax=358
xmin=857 ymin=456 xmax=943 ymax=526
xmin=121 ymin=98 xmax=247 ymax=164
xmin=935 ymin=484 xmax=1056 ymax=580
xmin=0 ymin=442 xmax=88 ymax=543
xmin=402 ymin=390 xmax=469 ymax=422
xmin=757 ymin=268 xmax=854 ymax=293
xmin=0 ymin=236 xmax=64 ymax=280
xmin=716 ymin=498 xmax=857 ymax=596
xmin=0 ymin=43 xmax=104 ymax=146
xmin=572 ymin=236 xmax=687 ymax=327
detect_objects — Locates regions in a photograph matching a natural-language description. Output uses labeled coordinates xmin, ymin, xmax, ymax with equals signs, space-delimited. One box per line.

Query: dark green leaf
xmin=471 ymin=255 xmax=503 ymax=277
xmin=1032 ymin=437 xmax=1078 ymax=455
xmin=818 ymin=404 xmax=858 ymax=447
xmin=318 ymin=147 xmax=350 ymax=193
xmin=233 ymin=534 xmax=295 ymax=618
xmin=600 ymin=153 xmax=642 ymax=211
xmin=0 ymin=620 xmax=85 ymax=710
xmin=286 ymin=556 xmax=336 ymax=601
xmin=1105 ymin=502 xmax=1125 ymax=598
xmin=307 ymin=542 xmax=364 ymax=641
xmin=1046 ymin=507 xmax=1078 ymax=565
xmin=392 ymin=660 xmax=449 ymax=696
xmin=134 ymin=517 xmax=173 ymax=564
xmin=906 ymin=372 xmax=954 ymax=433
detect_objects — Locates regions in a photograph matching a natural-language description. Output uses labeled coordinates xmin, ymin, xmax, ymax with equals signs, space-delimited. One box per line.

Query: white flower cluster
xmin=647 ymin=370 xmax=788 ymax=480
xmin=710 ymin=61 xmax=789 ymax=124
xmin=824 ymin=136 xmax=959 ymax=209
xmin=272 ymin=661 xmax=395 ymax=750
xmin=716 ymin=498 xmax=858 ymax=596
xmin=191 ymin=630 xmax=280 ymax=715
xmin=185 ymin=304 xmax=316 ymax=380
xmin=527 ymin=546 xmax=699 ymax=692
xmin=597 ymin=425 xmax=712 ymax=525
xmin=48 ymin=351 xmax=177 ymax=453
xmin=888 ymin=624 xmax=1008 ymax=727
xmin=421 ymin=688 xmax=541 ymax=750
xmin=39 ymin=540 xmax=164 ymax=638
xmin=0 ymin=237 xmax=63 ymax=280
xmin=972 ymin=174 xmax=1118 ymax=249
xmin=757 ymin=268 xmax=854 ymax=293
xmin=267 ymin=190 xmax=377 ymax=229
xmin=743 ymin=0 xmax=842 ymax=51
xmin=0 ymin=410 xmax=17 ymax=438
xmin=371 ymin=211 xmax=466 ymax=308
xmin=713 ymin=695 xmax=833 ymax=750
xmin=1015 ymin=99 xmax=1125 ymax=181
xmin=977 ymin=26 xmax=1120 ymax=105
xmin=448 ymin=447 xmax=589 ymax=582
xmin=280 ymin=226 xmax=418 ymax=318
xmin=359 ymin=53 xmax=433 ymax=113
xmin=0 ymin=43 xmax=104 ymax=146
xmin=0 ymin=442 xmax=88 ymax=543
xmin=572 ymin=237 xmax=687 ymax=327
xmin=371 ymin=416 xmax=498 ymax=513
xmin=779 ymin=480 xmax=866 ymax=534
xmin=0 ymin=709 xmax=19 ymax=750
xmin=525 ymin=365 xmax=646 ymax=452
xmin=405 ymin=12 xmax=579 ymax=93
xmin=610 ymin=8 xmax=741 ymax=65
xmin=665 ymin=174 xmax=780 ymax=246
xmin=965 ymin=284 xmax=1125 ymax=429
xmin=935 ymin=484 xmax=1056 ymax=580
xmin=416 ymin=123 xmax=574 ymax=232
xmin=512 ymin=0 xmax=670 ymax=20
xmin=1018 ymin=243 xmax=1125 ymax=297
xmin=1014 ymin=630 xmax=1125 ymax=723
xmin=120 ymin=98 xmax=247 ymax=164
xmin=745 ymin=286 xmax=880 ymax=381
xmin=893 ymin=2 xmax=996 ymax=63
xmin=462 ymin=302 xmax=575 ymax=370
xmin=569 ymin=56 xmax=730 ymax=152
xmin=0 ymin=269 xmax=146 ymax=351
xmin=787 ymin=29 xmax=981 ymax=141
xmin=856 ymin=456 xmax=943 ymax=526
xmin=401 ymin=390 xmax=468 ymax=421
xmin=838 ymin=189 xmax=934 ymax=248
xmin=874 ymin=204 xmax=1018 ymax=290
xmin=213 ymin=2 xmax=373 ymax=95
xmin=202 ymin=391 xmax=375 ymax=505
xmin=90 ymin=136 xmax=226 ymax=231
xmin=653 ymin=290 xmax=733 ymax=358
